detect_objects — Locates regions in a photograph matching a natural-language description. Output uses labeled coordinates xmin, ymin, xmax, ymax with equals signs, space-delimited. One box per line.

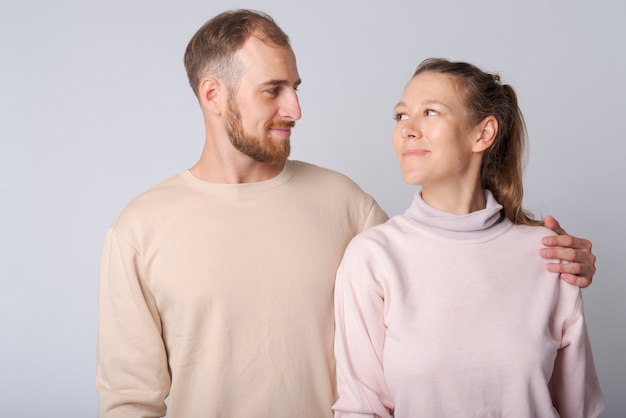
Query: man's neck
xmin=189 ymin=152 xmax=285 ymax=184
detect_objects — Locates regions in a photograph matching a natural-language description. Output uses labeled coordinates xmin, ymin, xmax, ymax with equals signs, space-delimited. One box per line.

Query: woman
xmin=332 ymin=58 xmax=604 ymax=417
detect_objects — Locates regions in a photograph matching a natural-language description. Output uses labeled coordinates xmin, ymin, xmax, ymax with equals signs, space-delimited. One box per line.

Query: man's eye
xmin=424 ymin=109 xmax=438 ymax=116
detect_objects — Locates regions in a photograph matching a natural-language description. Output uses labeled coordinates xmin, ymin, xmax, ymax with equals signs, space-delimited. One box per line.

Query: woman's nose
xmin=402 ymin=124 xmax=418 ymax=139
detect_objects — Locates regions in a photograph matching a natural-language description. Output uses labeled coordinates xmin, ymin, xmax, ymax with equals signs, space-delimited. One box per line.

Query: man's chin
xmin=246 ymin=147 xmax=290 ymax=165
xmin=262 ymin=152 xmax=290 ymax=166
xmin=264 ymin=142 xmax=290 ymax=165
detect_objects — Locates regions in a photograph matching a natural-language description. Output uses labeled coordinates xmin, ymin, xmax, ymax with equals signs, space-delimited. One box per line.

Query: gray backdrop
xmin=1 ymin=0 xmax=624 ymax=416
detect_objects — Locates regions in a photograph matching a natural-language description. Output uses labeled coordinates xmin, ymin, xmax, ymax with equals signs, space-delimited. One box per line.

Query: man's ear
xmin=472 ymin=115 xmax=498 ymax=153
xmin=198 ymin=77 xmax=225 ymax=115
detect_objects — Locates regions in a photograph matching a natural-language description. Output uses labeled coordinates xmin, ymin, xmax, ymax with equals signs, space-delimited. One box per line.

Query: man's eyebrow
xmin=259 ymin=78 xmax=302 ymax=88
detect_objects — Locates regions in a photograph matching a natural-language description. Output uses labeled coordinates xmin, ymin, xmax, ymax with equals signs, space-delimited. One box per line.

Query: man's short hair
xmin=184 ymin=9 xmax=291 ymax=97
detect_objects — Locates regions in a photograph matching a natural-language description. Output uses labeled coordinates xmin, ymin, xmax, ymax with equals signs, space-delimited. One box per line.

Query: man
xmin=96 ymin=9 xmax=597 ymax=418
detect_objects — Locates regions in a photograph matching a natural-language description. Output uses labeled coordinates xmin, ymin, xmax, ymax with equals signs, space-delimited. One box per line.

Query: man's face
xmin=224 ymin=36 xmax=302 ymax=165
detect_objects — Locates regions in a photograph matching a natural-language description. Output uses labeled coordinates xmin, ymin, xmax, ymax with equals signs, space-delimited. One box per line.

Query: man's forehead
xmin=237 ymin=35 xmax=295 ymax=60
xmin=236 ymin=39 xmax=300 ymax=85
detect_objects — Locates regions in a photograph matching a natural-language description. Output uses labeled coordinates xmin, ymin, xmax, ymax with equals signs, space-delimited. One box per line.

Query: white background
xmin=1 ymin=0 xmax=624 ymax=416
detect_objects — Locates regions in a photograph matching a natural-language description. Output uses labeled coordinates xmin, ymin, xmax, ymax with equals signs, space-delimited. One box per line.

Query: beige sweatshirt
xmin=96 ymin=160 xmax=388 ymax=418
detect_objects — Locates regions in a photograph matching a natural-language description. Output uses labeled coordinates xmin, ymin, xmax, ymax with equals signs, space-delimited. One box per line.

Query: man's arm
xmin=97 ymin=228 xmax=170 ymax=417
xmin=540 ymin=216 xmax=597 ymax=288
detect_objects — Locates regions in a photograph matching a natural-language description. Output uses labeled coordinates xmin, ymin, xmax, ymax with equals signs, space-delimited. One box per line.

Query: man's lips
xmin=269 ymin=127 xmax=292 ymax=139
xmin=269 ymin=121 xmax=295 ymax=139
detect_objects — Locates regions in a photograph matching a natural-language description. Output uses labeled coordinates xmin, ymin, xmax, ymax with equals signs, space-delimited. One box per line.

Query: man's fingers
xmin=541 ymin=234 xmax=591 ymax=251
xmin=540 ymin=217 xmax=596 ymax=288
xmin=557 ymin=272 xmax=591 ymax=288
xmin=541 ymin=247 xmax=578 ymax=262
xmin=545 ymin=262 xmax=593 ymax=288
xmin=543 ymin=215 xmax=566 ymax=236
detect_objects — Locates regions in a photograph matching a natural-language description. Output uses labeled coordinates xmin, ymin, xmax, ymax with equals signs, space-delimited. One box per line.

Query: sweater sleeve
xmin=362 ymin=200 xmax=389 ymax=232
xmin=332 ymin=246 xmax=393 ymax=418
xmin=549 ymin=291 xmax=605 ymax=418
xmin=96 ymin=228 xmax=170 ymax=418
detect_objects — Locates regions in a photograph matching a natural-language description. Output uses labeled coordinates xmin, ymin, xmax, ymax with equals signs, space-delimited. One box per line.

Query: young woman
xmin=332 ymin=58 xmax=604 ymax=417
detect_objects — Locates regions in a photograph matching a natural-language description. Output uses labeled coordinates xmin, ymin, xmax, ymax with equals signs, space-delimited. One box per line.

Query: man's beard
xmin=224 ymin=95 xmax=293 ymax=165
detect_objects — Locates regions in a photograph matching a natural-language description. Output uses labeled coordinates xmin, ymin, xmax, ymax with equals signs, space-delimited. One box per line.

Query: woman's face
xmin=392 ymin=71 xmax=481 ymax=188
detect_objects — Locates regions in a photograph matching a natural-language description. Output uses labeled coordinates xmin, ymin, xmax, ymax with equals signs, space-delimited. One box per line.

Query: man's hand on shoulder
xmin=540 ymin=216 xmax=596 ymax=288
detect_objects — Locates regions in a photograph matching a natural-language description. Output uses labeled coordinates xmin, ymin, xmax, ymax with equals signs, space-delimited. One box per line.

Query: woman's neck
xmin=420 ymin=180 xmax=486 ymax=215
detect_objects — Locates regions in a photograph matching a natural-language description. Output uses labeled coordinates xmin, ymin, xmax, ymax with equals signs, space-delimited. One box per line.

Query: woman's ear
xmin=198 ymin=77 xmax=225 ymax=116
xmin=472 ymin=115 xmax=498 ymax=153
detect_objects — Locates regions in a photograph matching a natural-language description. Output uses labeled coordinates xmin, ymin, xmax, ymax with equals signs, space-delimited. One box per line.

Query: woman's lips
xmin=403 ymin=148 xmax=429 ymax=157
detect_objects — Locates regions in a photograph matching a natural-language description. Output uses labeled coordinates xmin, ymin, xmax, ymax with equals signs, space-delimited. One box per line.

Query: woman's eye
xmin=424 ymin=109 xmax=438 ymax=116
xmin=394 ymin=113 xmax=408 ymax=121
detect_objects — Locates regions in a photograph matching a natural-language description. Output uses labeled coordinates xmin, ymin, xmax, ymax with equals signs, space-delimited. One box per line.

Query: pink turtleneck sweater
xmin=333 ymin=191 xmax=604 ymax=417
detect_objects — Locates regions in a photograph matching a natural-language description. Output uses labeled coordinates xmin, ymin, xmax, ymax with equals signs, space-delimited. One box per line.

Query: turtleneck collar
xmin=403 ymin=189 xmax=511 ymax=239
